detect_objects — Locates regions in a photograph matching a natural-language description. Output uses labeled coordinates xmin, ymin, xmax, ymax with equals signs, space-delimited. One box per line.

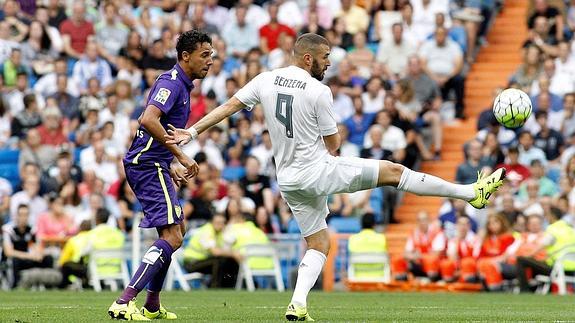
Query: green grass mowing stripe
xmin=0 ymin=291 xmax=574 ymax=322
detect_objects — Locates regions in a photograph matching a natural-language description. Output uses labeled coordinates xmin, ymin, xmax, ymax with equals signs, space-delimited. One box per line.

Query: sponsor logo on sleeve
xmin=153 ymin=88 xmax=171 ymax=105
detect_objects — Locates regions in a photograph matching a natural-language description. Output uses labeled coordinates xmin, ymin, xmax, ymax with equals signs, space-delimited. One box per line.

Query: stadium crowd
xmin=0 ymin=0 xmax=574 ymax=293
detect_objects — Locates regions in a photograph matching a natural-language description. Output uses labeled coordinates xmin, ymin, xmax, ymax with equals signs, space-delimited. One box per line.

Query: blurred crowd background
xmin=1 ymin=0 xmax=575 ymax=292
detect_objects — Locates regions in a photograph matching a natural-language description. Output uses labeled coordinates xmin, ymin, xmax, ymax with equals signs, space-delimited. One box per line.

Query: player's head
xmin=176 ymin=29 xmax=213 ymax=79
xmin=294 ymin=33 xmax=330 ymax=81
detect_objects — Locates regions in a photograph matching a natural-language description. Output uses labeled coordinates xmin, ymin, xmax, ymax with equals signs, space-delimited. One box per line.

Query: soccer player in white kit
xmin=166 ymin=33 xmax=505 ymax=321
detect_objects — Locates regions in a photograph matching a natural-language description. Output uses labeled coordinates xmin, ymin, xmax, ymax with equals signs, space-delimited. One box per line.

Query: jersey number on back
xmin=275 ymin=93 xmax=294 ymax=138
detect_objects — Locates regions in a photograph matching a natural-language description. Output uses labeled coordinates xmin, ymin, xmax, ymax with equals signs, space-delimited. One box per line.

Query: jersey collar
xmin=175 ymin=63 xmax=194 ymax=90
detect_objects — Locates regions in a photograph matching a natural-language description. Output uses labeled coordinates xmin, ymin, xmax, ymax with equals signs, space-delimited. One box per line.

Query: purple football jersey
xmin=124 ymin=64 xmax=194 ymax=168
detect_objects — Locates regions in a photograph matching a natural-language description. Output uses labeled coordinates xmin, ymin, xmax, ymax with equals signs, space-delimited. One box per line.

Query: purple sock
xmin=117 ymin=239 xmax=174 ymax=304
xmin=144 ymin=256 xmax=172 ymax=312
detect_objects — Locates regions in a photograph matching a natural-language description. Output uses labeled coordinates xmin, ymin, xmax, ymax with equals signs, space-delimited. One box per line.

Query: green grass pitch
xmin=0 ymin=290 xmax=574 ymax=322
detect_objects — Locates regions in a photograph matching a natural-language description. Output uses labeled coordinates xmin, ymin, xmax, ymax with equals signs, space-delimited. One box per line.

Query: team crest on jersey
xmin=175 ymin=205 xmax=182 ymax=218
xmin=153 ymin=88 xmax=171 ymax=104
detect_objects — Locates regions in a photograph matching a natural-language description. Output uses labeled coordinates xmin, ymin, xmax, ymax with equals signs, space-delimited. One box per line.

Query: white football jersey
xmin=235 ymin=66 xmax=338 ymax=190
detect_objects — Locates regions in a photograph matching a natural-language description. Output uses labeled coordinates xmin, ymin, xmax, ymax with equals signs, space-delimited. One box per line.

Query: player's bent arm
xmin=323 ymin=132 xmax=341 ymax=156
xmin=189 ymin=97 xmax=246 ymax=135
xmin=141 ymin=105 xmax=187 ymax=160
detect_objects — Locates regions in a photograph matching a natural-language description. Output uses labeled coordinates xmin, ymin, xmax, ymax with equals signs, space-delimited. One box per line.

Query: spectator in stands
xmin=72 ymin=41 xmax=113 ymax=93
xmin=506 ymin=213 xmax=546 ymax=268
xmin=344 ymin=96 xmax=376 ymax=146
xmin=34 ymin=57 xmax=78 ymax=98
xmin=518 ymin=160 xmax=558 ymax=199
xmin=336 ymin=0 xmax=369 ymax=35
xmin=99 ymin=93 xmax=130 ymax=154
xmin=528 ymin=0 xmax=564 ymax=43
xmin=218 ymin=184 xmax=256 ymax=216
xmin=58 ymin=178 xmax=83 ymax=216
xmin=34 ymin=7 xmax=63 ymax=54
xmin=558 ymin=93 xmax=575 ymax=138
xmin=35 ymin=106 xmax=67 ymax=147
xmin=18 ymin=128 xmax=58 ymax=172
xmin=347 ymin=32 xmax=374 ymax=78
xmin=455 ymin=140 xmax=490 ymax=184
xmin=183 ymin=129 xmax=225 ymax=172
xmin=438 ymin=198 xmax=478 ymax=239
xmin=392 ymin=211 xmax=446 ymax=281
xmin=420 ymin=26 xmax=465 ymax=119
xmin=361 ymin=76 xmax=385 ymax=114
xmin=0 ymin=93 xmax=10 ymax=147
xmin=255 ymin=206 xmax=278 ymax=234
xmin=268 ymin=33 xmax=295 ymax=70
xmin=2 ymin=204 xmax=53 ymax=288
xmin=327 ymin=17 xmax=354 ymax=52
xmin=496 ymin=146 xmax=530 ymax=191
xmin=5 ymin=72 xmax=32 ymax=117
xmin=439 ymin=215 xmax=477 ymax=283
xmin=259 ymin=3 xmax=295 ymax=55
xmin=348 ymin=213 xmax=388 ymax=279
xmin=81 ymin=141 xmax=118 ymax=186
xmin=0 ymin=21 xmax=19 ymax=68
xmin=59 ymin=0 xmax=94 ymax=59
xmin=57 ymin=219 xmax=91 ymax=289
xmin=523 ymin=16 xmax=558 ymax=58
xmin=95 ymin=2 xmax=129 ymax=64
xmin=35 ymin=193 xmax=76 ymax=246
xmin=223 ymin=5 xmax=259 ymax=60
xmin=480 ymin=132 xmax=506 ymax=168
xmin=228 ymin=0 xmax=269 ymax=30
xmin=394 ymin=78 xmax=442 ymax=159
xmin=47 ymin=0 xmax=67 ymax=29
xmin=46 ymin=74 xmax=80 ymax=132
xmin=301 ymin=10 xmax=326 ymax=36
xmin=328 ymin=77 xmax=354 ymax=123
xmin=499 ymin=193 xmax=521 ymax=225
xmin=404 ymin=55 xmax=442 ymax=115
xmin=1 ymin=0 xmax=29 ymax=42
xmin=3 ymin=48 xmax=26 ymax=88
xmin=185 ymin=181 xmax=217 ymax=223
xmin=476 ymin=212 xmax=516 ymax=291
xmin=534 ymin=111 xmax=564 ymax=163
xmin=377 ymin=23 xmax=416 ymax=81
xmin=183 ymin=213 xmax=240 ymax=288
xmin=20 ymin=20 xmax=60 ymax=76
xmin=518 ymin=131 xmax=548 ymax=167
xmin=240 ymin=156 xmax=274 ymax=215
xmin=141 ymin=39 xmax=176 ymax=87
xmin=516 ymin=179 xmax=545 ymax=218
xmin=531 ymin=74 xmax=564 ymax=112
xmin=511 ymin=45 xmax=542 ymax=90
xmin=201 ymin=57 xmax=229 ymax=104
xmin=364 ymin=111 xmax=406 ymax=163
xmin=516 ymin=207 xmax=575 ymax=292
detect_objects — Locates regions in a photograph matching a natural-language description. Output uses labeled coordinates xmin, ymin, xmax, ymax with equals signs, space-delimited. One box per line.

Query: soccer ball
xmin=492 ymin=88 xmax=532 ymax=129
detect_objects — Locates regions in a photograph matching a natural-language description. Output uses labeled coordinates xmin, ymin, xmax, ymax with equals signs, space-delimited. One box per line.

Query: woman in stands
xmin=475 ymin=212 xmax=516 ymax=291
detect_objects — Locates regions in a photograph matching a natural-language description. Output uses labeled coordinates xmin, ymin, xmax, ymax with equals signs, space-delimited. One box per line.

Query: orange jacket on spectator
xmin=440 ymin=230 xmax=477 ymax=282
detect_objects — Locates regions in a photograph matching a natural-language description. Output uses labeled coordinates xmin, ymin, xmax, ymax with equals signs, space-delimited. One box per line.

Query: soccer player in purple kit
xmin=107 ymin=30 xmax=213 ymax=321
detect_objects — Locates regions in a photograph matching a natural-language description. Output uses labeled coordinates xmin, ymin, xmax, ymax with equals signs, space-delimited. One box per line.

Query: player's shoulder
xmin=154 ymin=67 xmax=181 ymax=87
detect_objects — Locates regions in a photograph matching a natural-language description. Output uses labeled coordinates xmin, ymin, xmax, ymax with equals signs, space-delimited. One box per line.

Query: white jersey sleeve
xmin=234 ymin=73 xmax=264 ymax=111
xmin=315 ymin=87 xmax=338 ymax=137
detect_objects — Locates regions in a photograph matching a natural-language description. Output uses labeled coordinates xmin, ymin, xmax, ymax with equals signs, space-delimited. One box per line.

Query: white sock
xmin=291 ymin=249 xmax=326 ymax=308
xmin=396 ymin=168 xmax=475 ymax=201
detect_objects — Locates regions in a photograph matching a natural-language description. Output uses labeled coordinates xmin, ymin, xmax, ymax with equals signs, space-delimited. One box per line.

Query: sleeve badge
xmin=153 ymin=88 xmax=171 ymax=105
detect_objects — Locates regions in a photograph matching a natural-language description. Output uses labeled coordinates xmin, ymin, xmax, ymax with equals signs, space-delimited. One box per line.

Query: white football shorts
xmin=280 ymin=156 xmax=380 ymax=237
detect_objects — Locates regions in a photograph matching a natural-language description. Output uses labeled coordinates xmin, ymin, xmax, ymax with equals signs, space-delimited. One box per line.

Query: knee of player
xmin=379 ymin=160 xmax=404 ymax=181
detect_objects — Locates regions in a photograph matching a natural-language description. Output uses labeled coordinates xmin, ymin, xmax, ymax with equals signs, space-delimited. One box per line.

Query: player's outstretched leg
xmin=377 ymin=161 xmax=505 ymax=208
xmin=285 ymin=230 xmax=329 ymax=321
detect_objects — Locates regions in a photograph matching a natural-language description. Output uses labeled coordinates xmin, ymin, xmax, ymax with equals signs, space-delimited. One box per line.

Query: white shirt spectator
xmin=117 ymin=69 xmax=143 ymax=91
xmin=412 ymin=0 xmax=450 ymax=43
xmin=361 ymin=90 xmax=385 ymax=114
xmin=99 ymin=109 xmax=130 ymax=154
xmin=419 ymin=37 xmax=463 ymax=77
xmin=250 ymin=144 xmax=275 ymax=177
xmin=228 ymin=4 xmax=270 ymax=29
xmin=377 ymin=38 xmax=416 ymax=77
xmin=476 ymin=128 xmax=517 ymax=147
xmin=72 ymin=57 xmax=113 ymax=91
xmin=201 ymin=70 xmax=229 ymax=104
xmin=34 ymin=72 xmax=80 ymax=99
xmin=530 ymin=74 xmax=575 ymax=98
xmin=277 ymin=0 xmax=304 ymax=29
xmin=202 ymin=3 xmax=229 ymax=32
xmin=363 ymin=125 xmax=407 ymax=152
xmin=182 ymin=139 xmax=225 ymax=171
xmin=523 ymin=111 xmax=563 ymax=135
xmin=9 ymin=191 xmax=48 ymax=227
xmin=519 ymin=145 xmax=548 ymax=167
xmin=222 ymin=21 xmax=259 ymax=57
xmin=0 ymin=39 xmax=18 ymax=63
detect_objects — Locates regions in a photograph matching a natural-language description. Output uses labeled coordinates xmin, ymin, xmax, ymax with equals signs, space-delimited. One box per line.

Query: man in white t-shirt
xmin=165 ymin=33 xmax=505 ymax=321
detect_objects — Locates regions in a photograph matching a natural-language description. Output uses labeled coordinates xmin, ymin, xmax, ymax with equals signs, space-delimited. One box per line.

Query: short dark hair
xmin=95 ymin=208 xmax=110 ymax=225
xmin=17 ymin=204 xmax=29 ymax=212
xmin=23 ymin=94 xmax=36 ymax=109
xmin=294 ymin=33 xmax=330 ymax=57
xmin=535 ymin=110 xmax=548 ymax=119
xmin=176 ymin=29 xmax=212 ymax=60
xmin=549 ymin=207 xmax=563 ymax=221
xmin=361 ymin=213 xmax=376 ymax=229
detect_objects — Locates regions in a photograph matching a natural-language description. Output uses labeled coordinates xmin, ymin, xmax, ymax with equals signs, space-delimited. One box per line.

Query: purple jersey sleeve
xmin=147 ymin=78 xmax=180 ymax=115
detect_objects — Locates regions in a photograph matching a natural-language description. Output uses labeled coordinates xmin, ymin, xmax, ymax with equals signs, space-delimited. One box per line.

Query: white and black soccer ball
xmin=492 ymin=88 xmax=532 ymax=129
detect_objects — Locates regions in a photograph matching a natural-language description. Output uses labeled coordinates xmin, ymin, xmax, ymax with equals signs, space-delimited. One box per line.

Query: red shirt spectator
xmin=59 ymin=2 xmax=94 ymax=57
xmin=496 ymin=146 xmax=531 ymax=190
xmin=259 ymin=3 xmax=295 ymax=53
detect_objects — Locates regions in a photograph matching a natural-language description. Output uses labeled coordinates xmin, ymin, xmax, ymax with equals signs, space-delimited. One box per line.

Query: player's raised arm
xmin=165 ymin=96 xmax=247 ymax=145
